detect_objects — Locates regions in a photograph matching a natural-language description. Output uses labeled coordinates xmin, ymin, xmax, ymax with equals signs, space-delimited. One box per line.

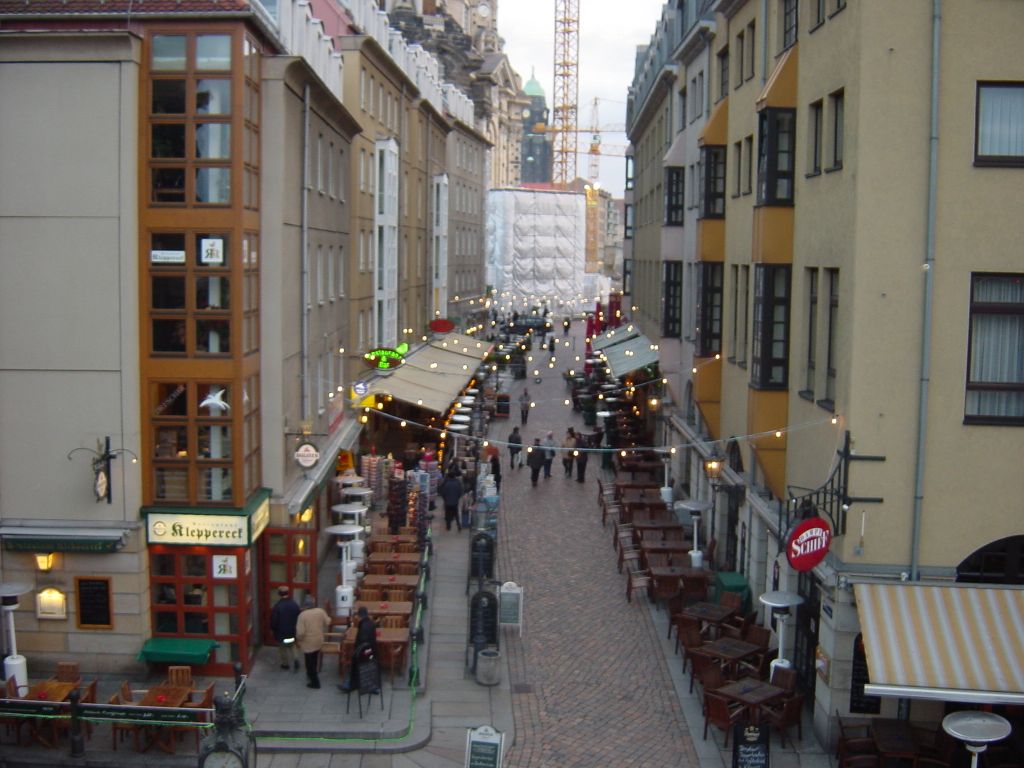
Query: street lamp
xmin=702 ymin=454 xmax=725 ymax=565
xmin=942 ymin=711 xmax=1011 ymax=768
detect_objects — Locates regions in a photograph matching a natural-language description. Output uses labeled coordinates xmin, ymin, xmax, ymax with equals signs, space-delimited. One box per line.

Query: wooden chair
xmin=652 ymin=574 xmax=681 ymax=610
xmin=688 ymin=648 xmax=718 ymax=694
xmin=646 ymin=552 xmax=670 ymax=568
xmin=719 ymin=591 xmax=744 ymax=613
xmin=703 ymin=691 xmax=743 ymax=747
xmin=704 ymin=537 xmax=717 ymax=570
xmin=699 ymin=661 xmax=727 ymax=693
xmin=720 ymin=611 xmax=756 ymax=640
xmin=679 ymin=576 xmax=709 ymax=607
xmin=770 ymin=665 xmax=798 ymax=693
xmin=679 ymin=625 xmax=706 ymax=673
xmin=371 ymin=540 xmax=396 ymax=554
xmin=914 ymin=726 xmax=956 ymax=768
xmin=745 ymin=624 xmax=772 ymax=649
xmin=396 ymin=562 xmax=420 ymax=576
xmin=119 ymin=680 xmax=136 ymax=704
xmin=55 ymin=661 xmax=81 ymax=684
xmin=108 ymin=692 xmax=142 ymax=751
xmin=379 ymin=615 xmax=406 ymax=629
xmin=170 ymin=682 xmax=213 ymax=753
xmin=613 ymin=523 xmax=634 ymax=552
xmin=167 ymin=666 xmax=193 ymax=688
xmin=761 ymin=692 xmax=804 ymax=747
xmin=357 ymin=588 xmax=384 ymax=602
xmin=625 ymin=568 xmax=651 ymax=603
xmin=1 ymin=677 xmax=28 ymax=745
xmin=837 ymin=711 xmax=877 ymax=765
xmin=736 ymin=648 xmax=775 ymax=680
xmin=319 ymin=641 xmax=342 ymax=673
xmin=617 ymin=544 xmax=640 ymax=574
xmin=397 ymin=526 xmax=418 ymax=536
xmin=383 ymin=585 xmax=414 ymax=602
xmin=396 ymin=543 xmax=419 ymax=554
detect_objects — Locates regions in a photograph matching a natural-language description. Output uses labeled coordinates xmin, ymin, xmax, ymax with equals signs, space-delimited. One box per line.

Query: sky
xmin=497 ymin=0 xmax=670 ymax=198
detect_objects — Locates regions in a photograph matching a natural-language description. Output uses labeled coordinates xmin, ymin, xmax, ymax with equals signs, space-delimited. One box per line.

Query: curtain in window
xmin=978 ymin=86 xmax=1024 ymax=157
xmin=967 ymin=276 xmax=1024 ymax=417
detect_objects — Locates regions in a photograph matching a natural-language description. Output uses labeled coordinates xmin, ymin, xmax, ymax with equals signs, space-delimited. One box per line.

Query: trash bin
xmin=475 ymin=648 xmax=501 ymax=686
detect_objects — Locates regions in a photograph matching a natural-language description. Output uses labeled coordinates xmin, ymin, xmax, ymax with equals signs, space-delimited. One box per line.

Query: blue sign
xmin=353 ymin=381 xmax=369 ymax=396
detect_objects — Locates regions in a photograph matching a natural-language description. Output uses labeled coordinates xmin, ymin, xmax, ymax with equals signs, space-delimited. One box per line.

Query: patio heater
xmin=674 ymin=499 xmax=712 ymax=569
xmin=758 ymin=589 xmax=805 ymax=678
xmin=942 ymin=711 xmax=1011 ymax=768
xmin=1 ymin=583 xmax=31 ymax=694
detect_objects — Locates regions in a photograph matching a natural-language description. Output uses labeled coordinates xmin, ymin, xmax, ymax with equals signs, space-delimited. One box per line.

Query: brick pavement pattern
xmin=493 ymin=327 xmax=699 ymax=768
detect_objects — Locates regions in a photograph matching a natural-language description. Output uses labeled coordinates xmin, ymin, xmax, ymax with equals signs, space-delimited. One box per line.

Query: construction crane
xmin=552 ymin=0 xmax=580 ymax=187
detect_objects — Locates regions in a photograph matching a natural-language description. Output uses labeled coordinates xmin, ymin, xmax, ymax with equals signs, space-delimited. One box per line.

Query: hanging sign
xmin=294 ymin=442 xmax=320 ymax=469
xmin=786 ymin=516 xmax=832 ymax=572
xmin=353 ymin=381 xmax=370 ymax=396
xmin=363 ymin=342 xmax=409 ymax=370
xmin=430 ymin=318 xmax=455 ymax=333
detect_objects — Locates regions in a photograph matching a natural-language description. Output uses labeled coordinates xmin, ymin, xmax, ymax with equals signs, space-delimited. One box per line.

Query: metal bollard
xmin=68 ymin=687 xmax=85 ymax=758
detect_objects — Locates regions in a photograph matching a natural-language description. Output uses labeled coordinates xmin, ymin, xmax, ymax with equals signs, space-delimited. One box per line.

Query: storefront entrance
xmin=793 ymin=570 xmax=821 ymax=698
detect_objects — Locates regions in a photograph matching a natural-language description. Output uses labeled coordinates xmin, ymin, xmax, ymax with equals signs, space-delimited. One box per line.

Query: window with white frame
xmin=809 ymin=100 xmax=824 ymax=175
xmin=316 ymin=244 xmax=324 ymax=304
xmin=965 ymin=273 xmax=1024 ymax=423
xmin=327 ymin=245 xmax=335 ymax=301
xmin=975 ymin=83 xmax=1024 ymax=167
xmin=828 ymin=89 xmax=844 ymax=169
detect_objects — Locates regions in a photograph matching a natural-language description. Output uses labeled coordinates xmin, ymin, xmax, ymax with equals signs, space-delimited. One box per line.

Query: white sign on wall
xmin=147 ymin=513 xmax=247 ymax=546
xmin=200 ymin=237 xmax=225 ymax=265
xmin=212 ymin=555 xmax=237 ymax=579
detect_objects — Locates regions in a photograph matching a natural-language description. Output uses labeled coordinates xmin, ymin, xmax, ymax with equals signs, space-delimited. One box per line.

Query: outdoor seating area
xmin=0 ymin=661 xmax=217 ymax=756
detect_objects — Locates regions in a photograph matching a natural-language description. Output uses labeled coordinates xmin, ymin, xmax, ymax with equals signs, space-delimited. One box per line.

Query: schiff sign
xmin=363 ymin=343 xmax=409 ymax=370
xmin=786 ymin=516 xmax=832 ymax=571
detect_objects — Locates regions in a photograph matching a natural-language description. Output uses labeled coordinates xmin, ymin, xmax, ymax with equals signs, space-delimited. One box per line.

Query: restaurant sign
xmin=148 ymin=513 xmax=248 ymax=547
xmin=429 ymin=318 xmax=455 ymax=333
xmin=363 ymin=342 xmax=409 ymax=370
xmin=786 ymin=516 xmax=832 ymax=572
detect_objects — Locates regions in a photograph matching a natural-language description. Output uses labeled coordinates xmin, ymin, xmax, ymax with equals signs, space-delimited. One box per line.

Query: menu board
xmin=465 ymin=725 xmax=503 ymax=768
xmin=75 ymin=576 xmax=112 ymax=629
xmin=732 ymin=722 xmax=770 ymax=768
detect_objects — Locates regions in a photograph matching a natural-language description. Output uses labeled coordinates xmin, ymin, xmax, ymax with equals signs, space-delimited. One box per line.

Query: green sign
xmin=465 ymin=725 xmax=503 ymax=768
xmin=3 ymin=537 xmax=121 ymax=553
xmin=363 ymin=342 xmax=409 ymax=370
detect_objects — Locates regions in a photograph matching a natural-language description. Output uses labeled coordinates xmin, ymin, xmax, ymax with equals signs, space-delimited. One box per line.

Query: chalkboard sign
xmin=355 ymin=646 xmax=381 ymax=692
xmin=469 ymin=590 xmax=499 ymax=647
xmin=75 ymin=576 xmax=112 ymax=629
xmin=498 ymin=582 xmax=522 ymax=636
xmin=732 ymin=722 xmax=770 ymax=768
xmin=465 ymin=725 xmax=504 ymax=768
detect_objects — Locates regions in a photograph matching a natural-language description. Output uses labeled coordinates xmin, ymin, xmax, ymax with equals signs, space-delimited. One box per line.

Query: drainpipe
xmin=760 ymin=0 xmax=768 ymax=86
xmin=301 ymin=83 xmax=311 ymax=420
xmin=910 ymin=0 xmax=941 ymax=583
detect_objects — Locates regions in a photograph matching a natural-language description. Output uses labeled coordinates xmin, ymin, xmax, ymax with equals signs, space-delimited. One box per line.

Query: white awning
xmin=854 ymin=582 xmax=1024 ymax=704
xmin=591 ymin=325 xmax=640 ymax=352
xmin=363 ymin=333 xmax=492 ymax=414
xmin=600 ymin=334 xmax=660 ymax=379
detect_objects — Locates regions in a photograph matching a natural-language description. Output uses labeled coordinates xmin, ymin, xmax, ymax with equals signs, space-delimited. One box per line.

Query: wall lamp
xmin=66 ymin=436 xmax=138 ymax=504
xmin=34 ymin=553 xmax=55 ymax=573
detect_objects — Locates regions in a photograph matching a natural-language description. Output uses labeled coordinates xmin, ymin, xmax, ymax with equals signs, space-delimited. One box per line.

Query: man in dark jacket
xmin=269 ymin=585 xmax=301 ymax=671
xmin=438 ymin=471 xmax=464 ymax=531
xmin=526 ymin=438 xmax=546 ymax=487
xmin=339 ymin=607 xmax=380 ymax=693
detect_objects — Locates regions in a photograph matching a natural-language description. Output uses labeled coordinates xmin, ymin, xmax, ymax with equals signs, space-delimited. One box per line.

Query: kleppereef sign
xmin=786 ymin=516 xmax=832 ymax=572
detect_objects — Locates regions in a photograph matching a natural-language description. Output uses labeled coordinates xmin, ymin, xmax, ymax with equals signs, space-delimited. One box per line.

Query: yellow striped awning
xmin=854 ymin=582 xmax=1024 ymax=704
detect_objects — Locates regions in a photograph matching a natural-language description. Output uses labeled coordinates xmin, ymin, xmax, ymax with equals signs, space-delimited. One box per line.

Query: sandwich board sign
xmin=465 ymin=725 xmax=503 ymax=768
xmin=498 ymin=581 xmax=523 ymax=637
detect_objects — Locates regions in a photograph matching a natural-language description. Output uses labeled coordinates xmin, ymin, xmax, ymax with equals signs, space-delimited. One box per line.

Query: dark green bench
xmin=137 ymin=637 xmax=219 ymax=665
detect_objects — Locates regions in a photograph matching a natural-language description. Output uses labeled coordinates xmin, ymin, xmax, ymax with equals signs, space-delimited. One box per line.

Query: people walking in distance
xmin=295 ymin=594 xmax=330 ymax=689
xmin=508 ymin=427 xmax=523 ymax=469
xmin=489 ymin=452 xmax=502 ymax=494
xmin=575 ymin=437 xmax=589 ymax=483
xmin=438 ymin=470 xmax=464 ymax=532
xmin=561 ymin=428 xmax=577 ymax=477
xmin=270 ymin=585 xmax=301 ymax=672
xmin=527 ymin=439 xmax=546 ymax=487
xmin=542 ymin=431 xmax=556 ymax=479
xmin=519 ymin=389 xmax=531 ymax=424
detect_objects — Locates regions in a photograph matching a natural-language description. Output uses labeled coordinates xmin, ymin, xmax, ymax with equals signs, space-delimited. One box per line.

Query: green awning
xmin=138 ymin=637 xmax=219 ymax=665
xmin=0 ymin=526 xmax=128 ymax=553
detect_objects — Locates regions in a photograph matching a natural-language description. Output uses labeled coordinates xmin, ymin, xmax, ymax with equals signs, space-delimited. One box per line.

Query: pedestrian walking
xmin=575 ymin=437 xmax=589 ymax=483
xmin=269 ymin=585 xmax=301 ymax=672
xmin=526 ymin=438 xmax=545 ymax=487
xmin=519 ymin=389 xmax=531 ymax=424
xmin=438 ymin=470 xmax=464 ymax=532
xmin=295 ymin=595 xmax=330 ymax=689
xmin=489 ymin=452 xmax=502 ymax=494
xmin=542 ymin=431 xmax=556 ymax=479
xmin=508 ymin=427 xmax=523 ymax=469
xmin=561 ymin=428 xmax=576 ymax=477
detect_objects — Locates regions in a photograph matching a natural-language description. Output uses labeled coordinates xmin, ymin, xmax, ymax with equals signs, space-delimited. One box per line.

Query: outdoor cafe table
xmin=367 ymin=534 xmax=418 ymax=553
xmin=715 ymin=677 xmax=787 ymax=722
xmin=640 ymin=539 xmax=692 ymax=567
xmin=703 ymin=638 xmax=763 ymax=678
xmin=362 ymin=573 xmax=421 ymax=593
xmin=618 ymin=488 xmax=663 ymax=506
xmin=366 ymin=552 xmax=422 ymax=567
xmin=341 ymin=626 xmax=410 ymax=683
xmin=24 ymin=680 xmax=76 ymax=747
xmin=872 ymin=719 xmax=920 ymax=764
xmin=619 ymin=460 xmax=665 ymax=479
xmin=353 ymin=600 xmax=413 ymax=621
xmin=650 ymin=565 xmax=708 ymax=583
xmin=632 ymin=520 xmax=686 ymax=539
xmin=138 ymin=683 xmax=192 ymax=754
xmin=681 ymin=601 xmax=736 ymax=635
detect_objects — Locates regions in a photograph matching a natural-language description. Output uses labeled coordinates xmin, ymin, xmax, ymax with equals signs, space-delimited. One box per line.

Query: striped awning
xmin=854 ymin=582 xmax=1024 ymax=704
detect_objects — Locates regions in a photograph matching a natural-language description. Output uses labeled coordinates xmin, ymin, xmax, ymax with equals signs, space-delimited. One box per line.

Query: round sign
xmin=353 ymin=381 xmax=369 ymax=396
xmin=294 ymin=442 xmax=320 ymax=469
xmin=786 ymin=516 xmax=832 ymax=572
xmin=429 ymin=318 xmax=455 ymax=333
